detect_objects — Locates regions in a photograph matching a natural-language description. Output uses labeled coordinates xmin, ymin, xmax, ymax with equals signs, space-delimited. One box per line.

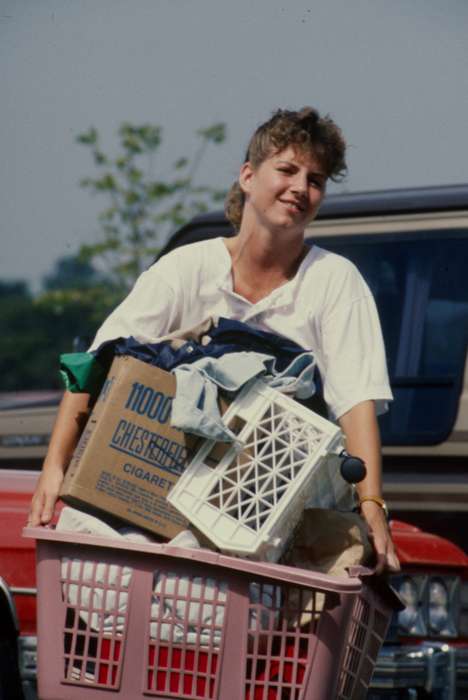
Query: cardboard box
xmin=60 ymin=355 xmax=200 ymax=539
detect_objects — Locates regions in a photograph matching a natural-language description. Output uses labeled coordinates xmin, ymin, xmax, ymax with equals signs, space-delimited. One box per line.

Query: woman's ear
xmin=239 ymin=161 xmax=254 ymax=195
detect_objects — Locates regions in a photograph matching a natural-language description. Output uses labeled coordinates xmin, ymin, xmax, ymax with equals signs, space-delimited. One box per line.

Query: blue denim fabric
xmin=91 ymin=318 xmax=322 ymax=441
xmin=171 ymin=351 xmax=317 ymax=442
xmin=93 ymin=318 xmax=309 ymax=373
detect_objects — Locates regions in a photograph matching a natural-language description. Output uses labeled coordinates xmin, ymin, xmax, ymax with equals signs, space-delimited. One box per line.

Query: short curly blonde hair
xmin=225 ymin=107 xmax=347 ymax=230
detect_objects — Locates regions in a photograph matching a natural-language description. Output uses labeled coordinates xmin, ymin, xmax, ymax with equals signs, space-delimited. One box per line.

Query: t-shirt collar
xmin=216 ymin=237 xmax=314 ymax=313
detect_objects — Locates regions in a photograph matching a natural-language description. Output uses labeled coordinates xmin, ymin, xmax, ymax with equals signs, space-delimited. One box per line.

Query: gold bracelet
xmin=359 ymin=496 xmax=389 ymax=518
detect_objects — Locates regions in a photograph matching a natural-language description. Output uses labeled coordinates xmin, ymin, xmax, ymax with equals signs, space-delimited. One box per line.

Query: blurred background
xmin=2 ymin=0 xmax=468 ymax=389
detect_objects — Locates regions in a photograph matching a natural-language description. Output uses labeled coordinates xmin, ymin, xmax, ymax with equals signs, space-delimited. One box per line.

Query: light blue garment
xmin=170 ymin=351 xmax=316 ymax=442
xmin=265 ymin=352 xmax=316 ymax=400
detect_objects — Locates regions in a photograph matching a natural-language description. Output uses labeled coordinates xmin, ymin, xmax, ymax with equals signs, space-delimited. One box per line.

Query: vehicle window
xmin=317 ymin=229 xmax=468 ymax=445
xmin=0 ymin=385 xmax=65 ymax=469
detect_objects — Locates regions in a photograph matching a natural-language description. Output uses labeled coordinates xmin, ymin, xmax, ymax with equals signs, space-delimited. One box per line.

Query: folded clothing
xmin=60 ymin=316 xmax=323 ymax=400
xmin=57 ymin=506 xmax=278 ymax=646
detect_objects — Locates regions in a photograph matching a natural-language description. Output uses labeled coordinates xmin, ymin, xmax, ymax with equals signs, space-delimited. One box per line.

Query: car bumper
xmin=369 ymin=642 xmax=468 ymax=699
xmin=17 ymin=636 xmax=468 ymax=700
xmin=457 ymin=645 xmax=468 ymax=694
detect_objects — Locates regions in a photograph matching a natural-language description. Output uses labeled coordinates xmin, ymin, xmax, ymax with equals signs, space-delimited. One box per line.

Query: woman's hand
xmin=28 ymin=464 xmax=65 ymax=526
xmin=338 ymin=400 xmax=400 ymax=575
xmin=27 ymin=390 xmax=91 ymax=527
xmin=360 ymin=500 xmax=400 ymax=575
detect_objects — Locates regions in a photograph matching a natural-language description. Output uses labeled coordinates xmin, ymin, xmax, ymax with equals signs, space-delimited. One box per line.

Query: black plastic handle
xmin=339 ymin=452 xmax=366 ymax=483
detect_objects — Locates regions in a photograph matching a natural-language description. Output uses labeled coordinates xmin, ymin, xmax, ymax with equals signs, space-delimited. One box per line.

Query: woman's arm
xmin=28 ymin=391 xmax=91 ymax=526
xmin=338 ymin=399 xmax=400 ymax=574
xmin=27 ymin=248 xmax=187 ymax=527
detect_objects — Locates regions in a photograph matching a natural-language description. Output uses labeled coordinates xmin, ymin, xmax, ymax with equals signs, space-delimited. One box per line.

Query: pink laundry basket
xmin=24 ymin=526 xmax=401 ymax=700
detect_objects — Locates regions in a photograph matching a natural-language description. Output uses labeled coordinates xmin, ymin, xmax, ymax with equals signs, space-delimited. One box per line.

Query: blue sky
xmin=2 ymin=0 xmax=467 ymax=288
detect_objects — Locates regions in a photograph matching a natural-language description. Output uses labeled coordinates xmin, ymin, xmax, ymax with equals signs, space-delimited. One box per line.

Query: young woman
xmin=29 ymin=107 xmax=400 ymax=573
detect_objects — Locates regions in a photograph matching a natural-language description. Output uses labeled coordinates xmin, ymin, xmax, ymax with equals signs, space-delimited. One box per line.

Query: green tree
xmin=0 ymin=274 xmax=105 ymax=390
xmin=0 ymin=280 xmax=31 ymax=299
xmin=43 ymin=254 xmax=105 ymax=291
xmin=76 ymin=122 xmax=227 ymax=291
xmin=39 ymin=253 xmax=117 ymax=331
xmin=1 ymin=122 xmax=228 ymax=391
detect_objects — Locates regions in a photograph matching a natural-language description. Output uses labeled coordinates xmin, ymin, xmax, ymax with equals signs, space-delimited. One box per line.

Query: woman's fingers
xmin=371 ymin=530 xmax=401 ymax=574
xmin=27 ymin=468 xmax=64 ymax=526
xmin=28 ymin=489 xmax=55 ymax=526
xmin=373 ymin=538 xmax=400 ymax=575
xmin=370 ymin=531 xmax=388 ymax=575
xmin=362 ymin=504 xmax=401 ymax=575
xmin=40 ymin=490 xmax=58 ymax=524
xmin=385 ymin=547 xmax=401 ymax=573
xmin=374 ymin=552 xmax=387 ymax=576
xmin=28 ymin=492 xmax=46 ymax=527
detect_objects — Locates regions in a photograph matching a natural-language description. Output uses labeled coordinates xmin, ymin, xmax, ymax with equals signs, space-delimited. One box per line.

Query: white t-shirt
xmin=89 ymin=238 xmax=393 ymax=420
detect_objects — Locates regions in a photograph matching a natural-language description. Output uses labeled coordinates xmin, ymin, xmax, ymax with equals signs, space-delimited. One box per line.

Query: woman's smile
xmin=278 ymin=197 xmax=306 ymax=214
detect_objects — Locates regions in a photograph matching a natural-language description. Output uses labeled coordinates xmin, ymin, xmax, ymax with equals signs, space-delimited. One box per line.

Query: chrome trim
xmin=11 ymin=586 xmax=37 ymax=596
xmin=371 ymin=642 xmax=458 ymax=699
xmin=21 ymin=681 xmax=38 ymax=700
xmin=12 ymin=634 xmax=468 ymax=698
xmin=456 ymin=646 xmax=468 ymax=688
xmin=18 ymin=635 xmax=37 ymax=681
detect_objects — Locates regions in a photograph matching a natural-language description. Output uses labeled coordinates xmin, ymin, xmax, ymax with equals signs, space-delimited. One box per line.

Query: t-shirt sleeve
xmin=88 ymin=254 xmax=184 ymax=352
xmin=318 ymin=262 xmax=393 ymax=420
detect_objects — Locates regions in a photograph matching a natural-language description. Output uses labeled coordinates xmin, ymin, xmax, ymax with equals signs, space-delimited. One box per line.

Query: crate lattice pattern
xmin=60 ymin=556 xmax=131 ymax=689
xmin=53 ymin=548 xmax=391 ymax=700
xmin=146 ymin=571 xmax=228 ymax=698
xmin=338 ymin=595 xmax=390 ymax=699
xmin=206 ymin=401 xmax=328 ymax=533
xmin=245 ymin=581 xmax=324 ymax=700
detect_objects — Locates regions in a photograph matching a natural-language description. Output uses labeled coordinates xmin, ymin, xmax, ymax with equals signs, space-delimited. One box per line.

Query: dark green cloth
xmin=59 ymin=352 xmax=107 ymax=396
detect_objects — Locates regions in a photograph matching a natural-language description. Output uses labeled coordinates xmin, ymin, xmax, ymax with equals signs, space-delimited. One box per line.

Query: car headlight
xmin=393 ymin=574 xmax=460 ymax=638
xmin=396 ymin=576 xmax=426 ymax=635
xmin=428 ymin=578 xmax=450 ymax=634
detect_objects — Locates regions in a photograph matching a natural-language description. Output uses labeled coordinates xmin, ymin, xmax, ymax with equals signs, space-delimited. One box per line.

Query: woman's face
xmin=239 ymin=145 xmax=327 ymax=233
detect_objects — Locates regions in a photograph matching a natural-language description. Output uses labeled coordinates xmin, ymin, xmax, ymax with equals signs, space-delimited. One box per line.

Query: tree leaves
xmin=76 ymin=127 xmax=98 ymax=146
xmin=197 ymin=123 xmax=226 ymax=144
xmin=0 ymin=120 xmax=229 ymax=390
xmin=75 ymin=120 xmax=227 ymax=290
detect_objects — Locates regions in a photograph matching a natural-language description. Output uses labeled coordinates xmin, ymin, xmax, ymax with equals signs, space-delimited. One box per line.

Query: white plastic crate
xmin=168 ymin=379 xmax=345 ymax=561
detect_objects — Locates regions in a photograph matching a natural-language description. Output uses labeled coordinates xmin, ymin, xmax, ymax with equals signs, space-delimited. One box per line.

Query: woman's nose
xmin=291 ymin=175 xmax=308 ymax=194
